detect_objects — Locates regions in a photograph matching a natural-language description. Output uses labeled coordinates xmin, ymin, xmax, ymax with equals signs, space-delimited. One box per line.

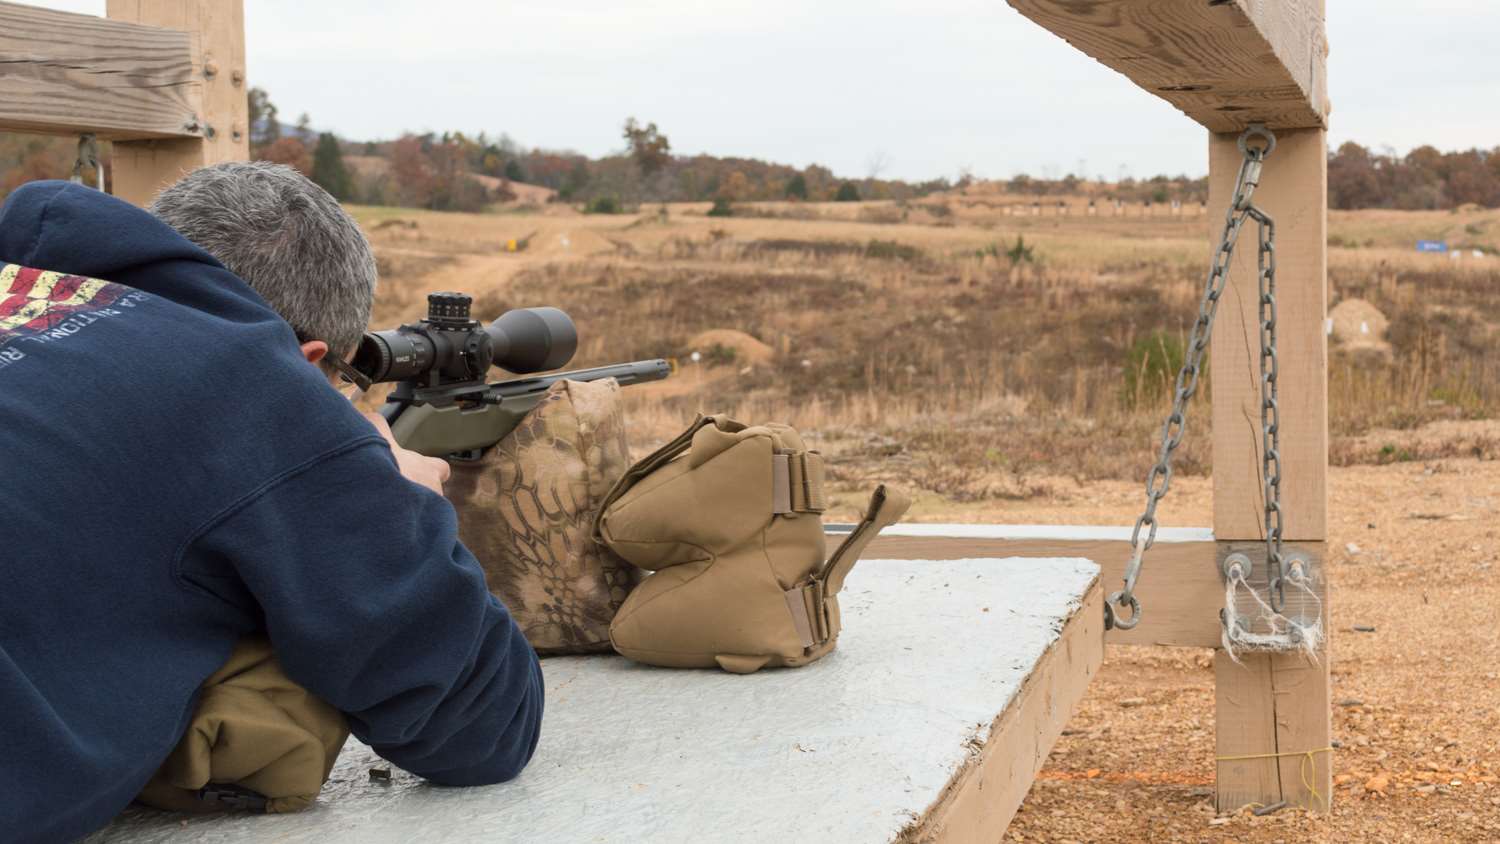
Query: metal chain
xmin=1106 ymin=124 xmax=1277 ymax=631
xmin=1251 ymin=200 xmax=1288 ymax=611
xmin=70 ymin=134 xmax=103 ymax=190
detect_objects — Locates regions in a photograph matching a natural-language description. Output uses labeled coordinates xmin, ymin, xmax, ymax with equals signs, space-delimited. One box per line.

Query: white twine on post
xmin=1221 ymin=567 xmax=1324 ymax=663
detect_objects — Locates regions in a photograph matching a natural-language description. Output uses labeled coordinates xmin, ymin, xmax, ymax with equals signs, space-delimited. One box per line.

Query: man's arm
xmin=185 ymin=436 xmax=543 ymax=785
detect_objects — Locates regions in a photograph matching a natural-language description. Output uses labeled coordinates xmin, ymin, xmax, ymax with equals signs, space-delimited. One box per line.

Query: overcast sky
xmin=33 ymin=1 xmax=1500 ymax=182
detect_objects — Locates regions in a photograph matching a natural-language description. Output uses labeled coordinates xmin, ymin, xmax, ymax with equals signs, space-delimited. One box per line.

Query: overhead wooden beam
xmin=107 ymin=0 xmax=250 ymax=206
xmin=0 ymin=0 xmax=201 ymax=140
xmin=1004 ymin=0 xmax=1329 ymax=132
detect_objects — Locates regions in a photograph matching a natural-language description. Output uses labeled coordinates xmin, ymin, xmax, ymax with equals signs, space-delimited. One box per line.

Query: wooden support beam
xmin=1001 ymin=0 xmax=1333 ymax=814
xmin=1210 ymin=128 xmax=1329 ymax=542
xmin=0 ymin=1 xmax=200 ymax=140
xmin=106 ymin=0 xmax=249 ymax=206
xmin=1004 ymin=0 xmax=1329 ymax=132
xmin=1208 ymin=123 xmax=1331 ymax=812
xmin=862 ymin=527 xmax=1219 ymax=648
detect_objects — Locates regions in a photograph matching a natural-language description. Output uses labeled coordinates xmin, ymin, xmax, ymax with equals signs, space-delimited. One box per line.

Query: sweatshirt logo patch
xmin=0 ymin=264 xmax=149 ymax=372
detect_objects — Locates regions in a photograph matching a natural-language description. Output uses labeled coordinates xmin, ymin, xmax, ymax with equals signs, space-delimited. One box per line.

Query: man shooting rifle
xmin=0 ymin=163 xmax=556 ymax=841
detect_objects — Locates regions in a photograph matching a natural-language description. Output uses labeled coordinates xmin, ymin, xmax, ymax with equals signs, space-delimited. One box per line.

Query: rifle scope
xmin=350 ymin=292 xmax=578 ymax=385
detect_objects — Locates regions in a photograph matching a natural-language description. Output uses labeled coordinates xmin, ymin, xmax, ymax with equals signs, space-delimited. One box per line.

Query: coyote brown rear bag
xmin=595 ymin=415 xmax=910 ymax=673
xmin=447 ymin=378 xmax=641 ymax=655
xmin=137 ymin=637 xmax=348 ymax=814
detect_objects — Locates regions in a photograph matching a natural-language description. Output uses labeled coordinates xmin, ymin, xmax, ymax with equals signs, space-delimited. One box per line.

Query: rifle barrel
xmin=489 ymin=359 xmax=672 ymax=398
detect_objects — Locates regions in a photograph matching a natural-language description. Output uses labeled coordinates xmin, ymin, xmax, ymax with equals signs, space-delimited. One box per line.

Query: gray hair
xmin=149 ymin=161 xmax=376 ymax=364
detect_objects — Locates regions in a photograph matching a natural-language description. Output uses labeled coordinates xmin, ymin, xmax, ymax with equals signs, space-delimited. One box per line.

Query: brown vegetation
xmin=353 ymin=199 xmax=1500 ymax=519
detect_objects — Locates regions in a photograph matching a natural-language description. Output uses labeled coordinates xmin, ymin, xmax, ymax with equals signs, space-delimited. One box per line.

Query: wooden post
xmin=1003 ymin=0 xmax=1332 ymax=814
xmin=1208 ymin=125 xmax=1331 ymax=813
xmin=106 ymin=0 xmax=248 ymax=205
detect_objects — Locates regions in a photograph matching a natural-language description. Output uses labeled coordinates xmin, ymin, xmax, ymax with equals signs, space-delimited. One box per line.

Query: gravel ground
xmin=976 ymin=453 xmax=1500 ymax=842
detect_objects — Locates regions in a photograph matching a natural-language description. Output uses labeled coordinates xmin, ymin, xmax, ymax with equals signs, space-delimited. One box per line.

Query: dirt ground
xmin=993 ymin=448 xmax=1500 ymax=843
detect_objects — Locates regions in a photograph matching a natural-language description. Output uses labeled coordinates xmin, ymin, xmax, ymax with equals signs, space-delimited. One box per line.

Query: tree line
xmin=1329 ymin=141 xmax=1500 ymax=210
xmin=3 ymin=89 xmax=1497 ymax=213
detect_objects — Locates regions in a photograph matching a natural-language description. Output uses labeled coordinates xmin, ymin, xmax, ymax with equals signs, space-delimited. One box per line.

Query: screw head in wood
xmin=204 ymin=59 xmax=219 ymax=79
xmin=231 ymin=69 xmax=245 ymax=87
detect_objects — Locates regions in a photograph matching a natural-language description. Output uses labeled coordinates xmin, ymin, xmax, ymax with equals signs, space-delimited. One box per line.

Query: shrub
xmin=834 ymin=182 xmax=860 ymax=202
xmin=1123 ymin=331 xmax=1188 ymax=409
xmin=703 ymin=343 xmax=738 ymax=366
xmin=585 ymin=196 xmax=621 ymax=214
xmin=1005 ymin=235 xmax=1035 ymax=266
xmin=706 ymin=197 xmax=734 ymax=217
xmin=864 ymin=239 xmax=924 ymax=262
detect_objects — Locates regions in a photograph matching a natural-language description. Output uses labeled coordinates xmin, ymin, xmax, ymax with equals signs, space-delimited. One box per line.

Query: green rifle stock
xmin=381 ymin=359 xmax=671 ymax=459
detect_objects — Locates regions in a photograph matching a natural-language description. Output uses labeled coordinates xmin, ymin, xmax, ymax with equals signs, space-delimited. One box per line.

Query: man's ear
xmin=299 ymin=340 xmax=329 ymax=365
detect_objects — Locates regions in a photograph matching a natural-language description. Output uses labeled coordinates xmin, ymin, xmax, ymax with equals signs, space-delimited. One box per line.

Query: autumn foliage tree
xmin=258 ymin=137 xmax=312 ymax=176
xmin=1328 ymin=142 xmax=1500 ymax=209
xmin=392 ymin=135 xmax=435 ymax=207
xmin=623 ymin=117 xmax=672 ymax=175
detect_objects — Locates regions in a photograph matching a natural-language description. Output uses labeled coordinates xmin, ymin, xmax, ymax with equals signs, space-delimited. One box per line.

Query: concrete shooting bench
xmin=90 ymin=543 xmax=1107 ymax=844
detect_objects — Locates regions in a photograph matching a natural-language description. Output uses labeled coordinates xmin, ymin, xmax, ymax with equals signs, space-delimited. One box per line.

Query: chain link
xmin=1106 ymin=125 xmax=1277 ymax=631
xmin=1252 ymin=202 xmax=1289 ymax=610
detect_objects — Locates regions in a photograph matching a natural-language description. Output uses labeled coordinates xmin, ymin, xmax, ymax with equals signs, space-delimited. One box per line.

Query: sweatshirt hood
xmin=0 ymin=180 xmax=220 ymax=280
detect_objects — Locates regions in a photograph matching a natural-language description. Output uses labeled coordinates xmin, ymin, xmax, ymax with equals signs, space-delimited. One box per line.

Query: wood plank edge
xmin=0 ymin=118 xmax=200 ymax=142
xmin=894 ymin=577 xmax=1104 ymax=844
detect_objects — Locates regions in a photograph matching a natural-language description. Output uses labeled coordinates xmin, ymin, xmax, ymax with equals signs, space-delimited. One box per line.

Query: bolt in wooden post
xmin=106 ymin=0 xmax=249 ymax=206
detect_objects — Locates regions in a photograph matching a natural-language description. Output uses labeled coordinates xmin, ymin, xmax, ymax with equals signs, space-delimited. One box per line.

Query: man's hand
xmin=363 ymin=412 xmax=451 ymax=496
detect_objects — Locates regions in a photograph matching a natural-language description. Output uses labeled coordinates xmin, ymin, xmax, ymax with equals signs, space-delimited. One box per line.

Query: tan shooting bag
xmin=137 ymin=637 xmax=348 ymax=814
xmin=595 ymin=415 xmax=910 ymax=673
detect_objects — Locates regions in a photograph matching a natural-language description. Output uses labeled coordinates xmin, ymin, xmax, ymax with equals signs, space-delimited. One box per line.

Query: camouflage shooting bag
xmin=594 ymin=415 xmax=910 ymax=673
xmin=446 ymin=378 xmax=641 ymax=655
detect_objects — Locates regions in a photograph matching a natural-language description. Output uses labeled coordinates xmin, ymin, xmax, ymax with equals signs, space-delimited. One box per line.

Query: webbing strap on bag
xmin=783 ymin=484 xmax=910 ymax=649
xmin=772 ymin=451 xmax=827 ymax=514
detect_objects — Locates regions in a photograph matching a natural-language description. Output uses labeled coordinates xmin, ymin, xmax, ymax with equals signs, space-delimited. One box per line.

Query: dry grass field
xmin=351 ymin=196 xmax=1500 ymax=842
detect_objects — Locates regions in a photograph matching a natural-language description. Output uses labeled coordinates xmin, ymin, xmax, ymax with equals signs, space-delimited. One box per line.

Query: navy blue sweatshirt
xmin=0 ymin=182 xmax=543 ymax=842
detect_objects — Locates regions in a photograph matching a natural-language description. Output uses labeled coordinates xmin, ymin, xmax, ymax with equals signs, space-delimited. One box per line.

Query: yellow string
xmin=1214 ymin=746 xmax=1334 ymax=812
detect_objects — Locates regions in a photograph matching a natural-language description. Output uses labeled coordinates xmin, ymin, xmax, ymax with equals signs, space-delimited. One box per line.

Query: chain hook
xmin=1237 ymin=123 xmax=1277 ymax=158
xmin=70 ymin=134 xmax=104 ymax=191
xmin=1106 ymin=590 xmax=1141 ymax=631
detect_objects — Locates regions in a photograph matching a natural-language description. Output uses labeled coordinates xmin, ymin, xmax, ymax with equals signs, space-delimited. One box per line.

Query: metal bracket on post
xmin=1217 ymin=541 xmax=1325 ymax=651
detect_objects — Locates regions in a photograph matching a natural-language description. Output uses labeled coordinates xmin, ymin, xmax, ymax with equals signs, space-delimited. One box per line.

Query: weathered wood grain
xmin=107 ymin=0 xmax=249 ymax=205
xmin=1208 ymin=127 xmax=1328 ymax=543
xmin=1214 ymin=542 xmax=1332 ymax=812
xmin=0 ymin=0 xmax=200 ymax=140
xmin=1005 ymin=0 xmax=1328 ymax=132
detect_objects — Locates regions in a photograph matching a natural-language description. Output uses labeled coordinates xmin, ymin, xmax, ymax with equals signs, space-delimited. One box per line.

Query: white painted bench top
xmin=90 ymin=557 xmax=1101 ymax=844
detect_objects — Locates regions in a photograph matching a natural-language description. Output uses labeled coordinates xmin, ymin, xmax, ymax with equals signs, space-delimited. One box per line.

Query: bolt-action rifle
xmin=345 ymin=291 xmax=670 ymax=459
